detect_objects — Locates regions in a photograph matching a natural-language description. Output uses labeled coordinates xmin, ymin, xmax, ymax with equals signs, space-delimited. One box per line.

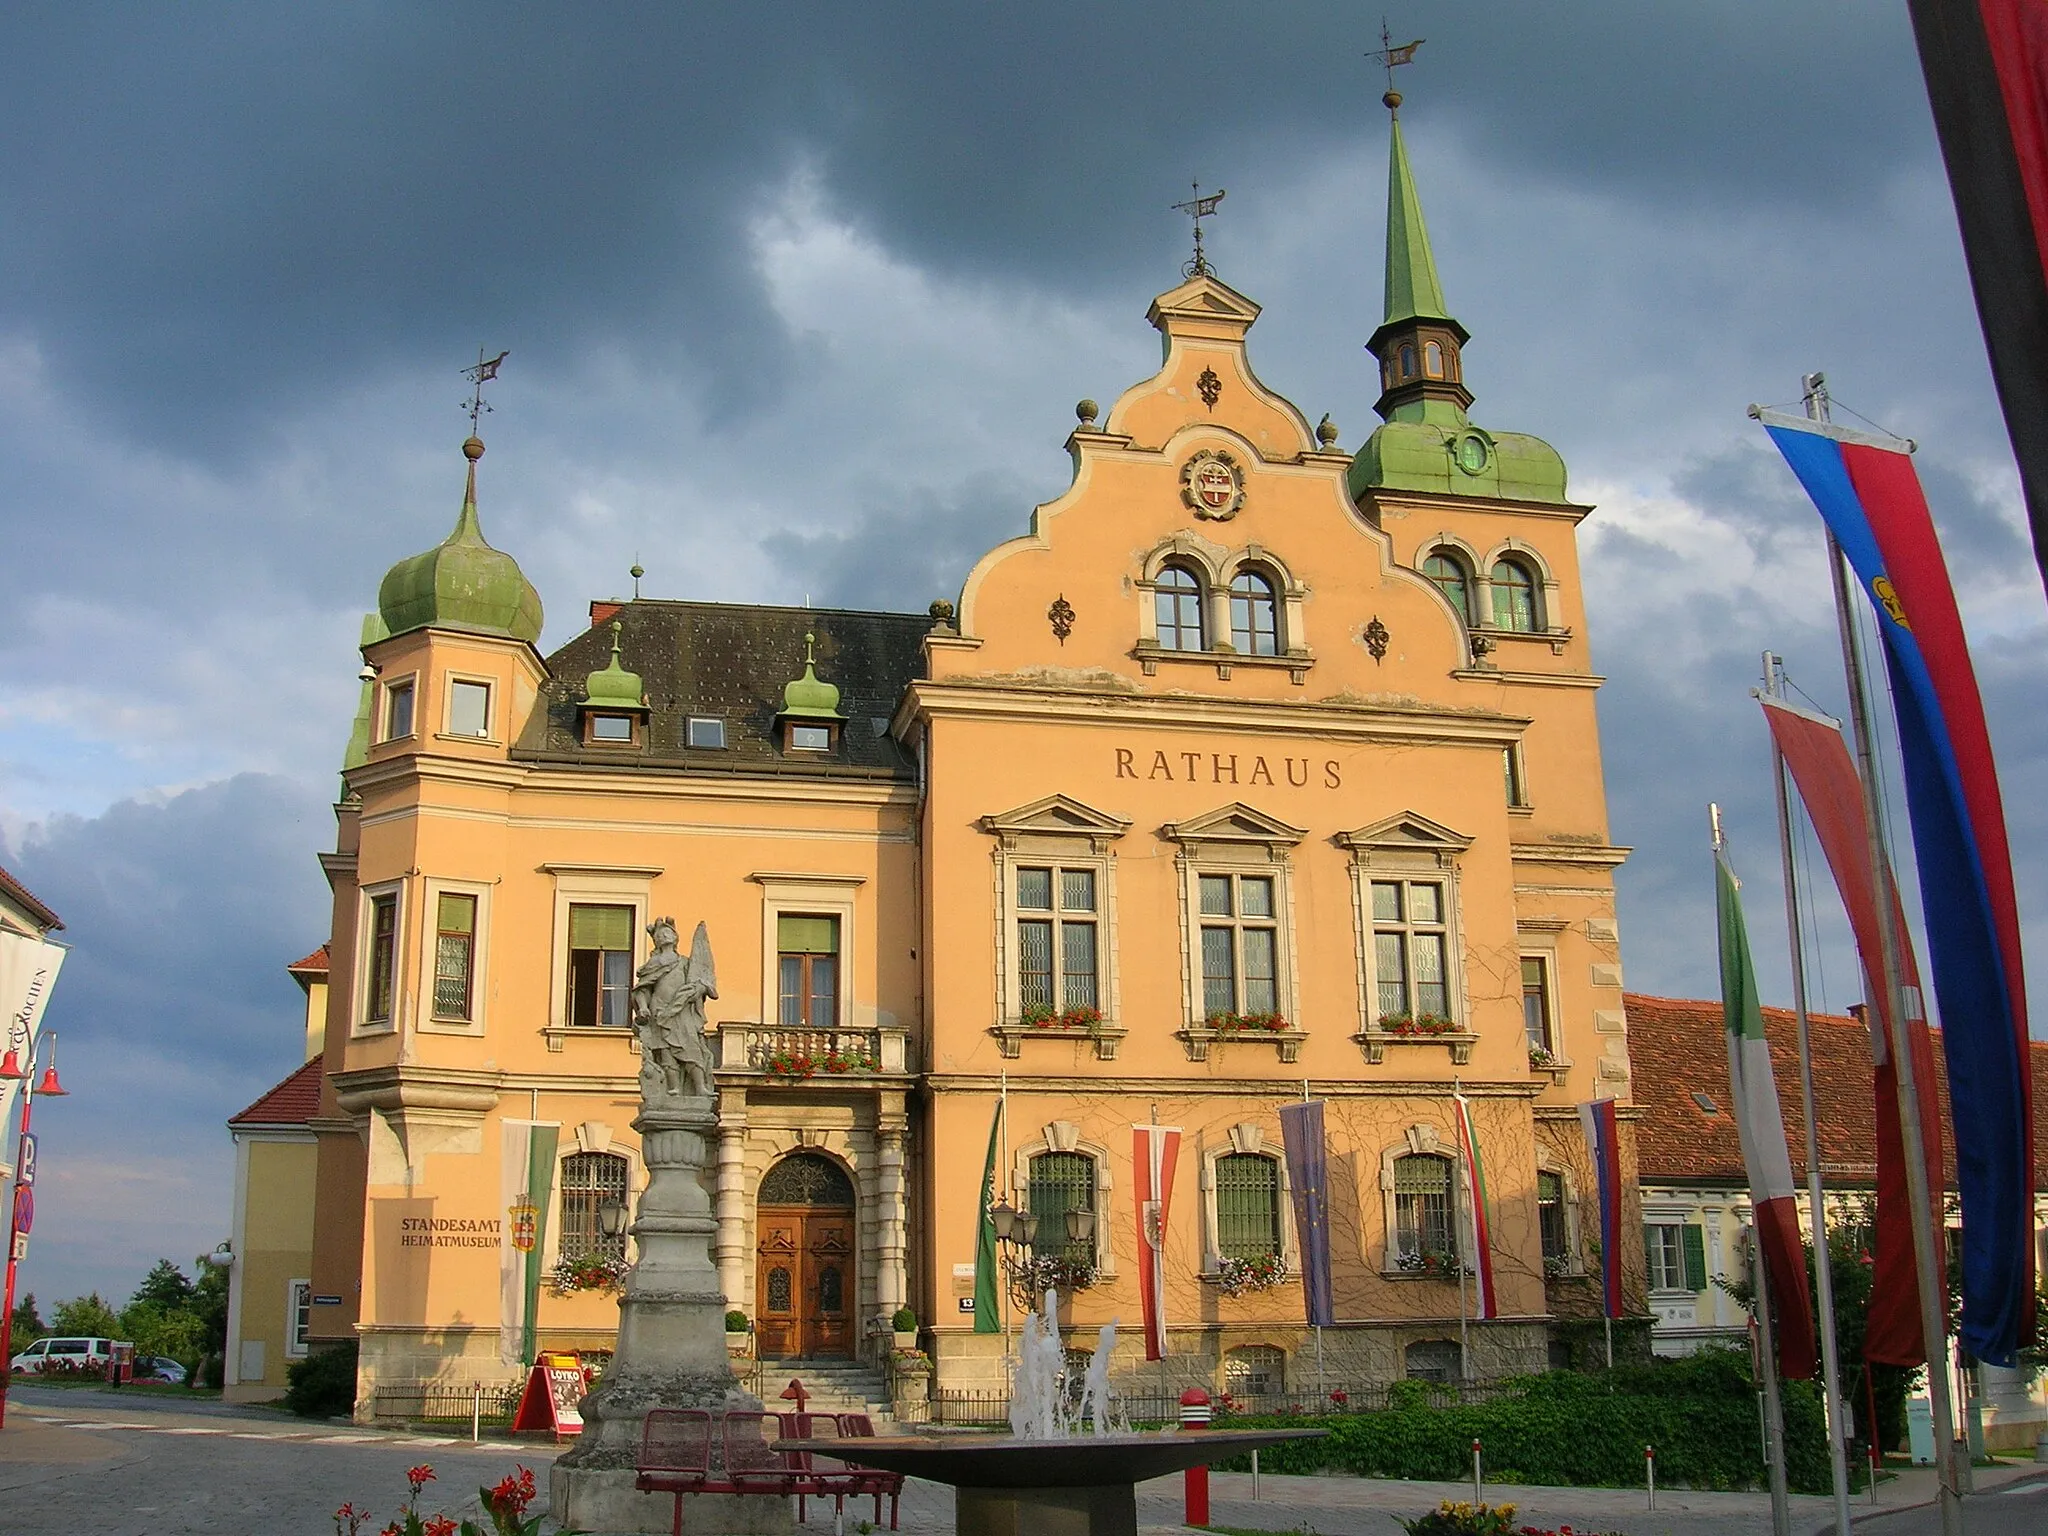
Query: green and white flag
xmin=499 ymin=1118 xmax=560 ymax=1365
xmin=971 ymin=1095 xmax=1003 ymax=1333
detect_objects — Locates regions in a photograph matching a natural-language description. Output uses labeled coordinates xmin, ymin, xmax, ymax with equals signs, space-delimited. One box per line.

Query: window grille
xmin=758 ymin=1151 xmax=855 ymax=1208
xmin=433 ymin=892 xmax=476 ymax=1019
xmin=1371 ymin=880 xmax=1449 ymax=1021
xmin=560 ymin=1151 xmax=629 ymax=1262
xmin=1224 ymin=1345 xmax=1285 ymax=1398
xmin=1490 ymin=558 xmax=1538 ymax=631
xmin=1405 ymin=1339 xmax=1461 ymax=1382
xmin=1537 ymin=1170 xmax=1569 ymax=1264
xmin=1028 ymin=1150 xmax=1096 ymax=1263
xmin=1215 ymin=1153 xmax=1281 ymax=1260
xmin=1015 ymin=867 xmax=1097 ymax=1014
xmin=1393 ymin=1153 xmax=1454 ymax=1259
xmin=1199 ymin=873 xmax=1278 ymax=1016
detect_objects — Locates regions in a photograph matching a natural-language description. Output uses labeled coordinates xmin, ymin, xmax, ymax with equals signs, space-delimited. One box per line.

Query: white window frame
xmin=442 ymin=673 xmax=496 ymax=741
xmin=286 ymin=1278 xmax=312 ymax=1358
xmin=1012 ymin=1119 xmax=1116 ymax=1277
xmin=355 ymin=879 xmax=406 ymax=1036
xmin=380 ymin=672 xmax=419 ymax=743
xmin=1645 ymin=1222 xmax=1687 ymax=1294
xmin=1519 ymin=951 xmax=1557 ymax=1055
xmin=542 ymin=865 xmax=661 ymax=1035
xmin=1162 ymin=804 xmax=1305 ymax=1034
xmin=1194 ymin=869 xmax=1284 ymax=1020
xmin=686 ymin=716 xmax=727 ymax=750
xmin=1535 ymin=1159 xmax=1582 ymax=1275
xmin=1200 ymin=1124 xmax=1295 ymax=1273
xmin=979 ymin=796 xmax=1129 ymax=1031
xmin=419 ymin=877 xmax=492 ymax=1035
xmin=749 ymin=872 xmax=864 ymax=1031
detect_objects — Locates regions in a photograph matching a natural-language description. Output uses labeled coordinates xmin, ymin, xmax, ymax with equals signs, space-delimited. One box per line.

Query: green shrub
xmin=283 ymin=1339 xmax=358 ymax=1418
xmin=1216 ymin=1351 xmax=1829 ymax=1494
xmin=891 ymin=1307 xmax=917 ymax=1332
xmin=725 ymin=1309 xmax=749 ymax=1333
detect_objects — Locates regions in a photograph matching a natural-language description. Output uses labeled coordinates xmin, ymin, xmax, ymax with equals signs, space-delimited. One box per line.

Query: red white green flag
xmin=1451 ymin=1091 xmax=1498 ymax=1320
xmin=1715 ymin=846 xmax=1817 ymax=1380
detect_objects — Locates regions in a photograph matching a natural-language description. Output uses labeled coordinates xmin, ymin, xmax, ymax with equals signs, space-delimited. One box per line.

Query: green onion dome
xmin=377 ymin=437 xmax=544 ymax=643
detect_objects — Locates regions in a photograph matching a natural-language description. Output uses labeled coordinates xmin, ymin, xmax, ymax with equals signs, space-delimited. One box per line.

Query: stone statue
xmin=630 ymin=917 xmax=717 ymax=1101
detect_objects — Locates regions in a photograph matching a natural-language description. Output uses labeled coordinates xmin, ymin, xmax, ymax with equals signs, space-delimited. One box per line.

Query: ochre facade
xmin=300 ymin=118 xmax=1647 ymax=1408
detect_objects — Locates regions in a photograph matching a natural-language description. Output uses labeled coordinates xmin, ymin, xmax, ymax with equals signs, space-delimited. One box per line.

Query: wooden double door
xmin=755 ymin=1206 xmax=854 ymax=1358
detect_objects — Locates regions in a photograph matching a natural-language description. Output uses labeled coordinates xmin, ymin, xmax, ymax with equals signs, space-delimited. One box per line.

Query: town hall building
xmin=255 ymin=99 xmax=1650 ymax=1410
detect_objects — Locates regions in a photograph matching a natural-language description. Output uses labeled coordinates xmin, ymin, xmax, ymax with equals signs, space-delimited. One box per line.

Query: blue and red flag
xmin=1577 ymin=1097 xmax=1625 ymax=1320
xmin=1759 ymin=410 xmax=2035 ymax=1365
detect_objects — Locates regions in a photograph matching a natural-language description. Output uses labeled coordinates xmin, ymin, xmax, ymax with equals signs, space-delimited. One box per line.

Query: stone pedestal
xmin=551 ymin=1097 xmax=791 ymax=1536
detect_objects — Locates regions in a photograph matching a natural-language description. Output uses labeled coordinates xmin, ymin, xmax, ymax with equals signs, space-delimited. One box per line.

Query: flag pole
xmin=1763 ymin=653 xmax=1854 ymax=1536
xmin=1454 ymin=1079 xmax=1472 ymax=1386
xmin=1804 ymin=373 xmax=1963 ymax=1535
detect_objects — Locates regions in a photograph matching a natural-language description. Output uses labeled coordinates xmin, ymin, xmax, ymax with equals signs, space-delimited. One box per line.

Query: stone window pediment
xmin=1336 ymin=812 xmax=1473 ymax=862
xmin=1163 ymin=802 xmax=1307 ymax=859
xmin=980 ymin=794 xmax=1132 ymax=854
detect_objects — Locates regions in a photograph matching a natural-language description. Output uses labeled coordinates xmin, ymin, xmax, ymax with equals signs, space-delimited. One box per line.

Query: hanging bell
xmin=35 ymin=1064 xmax=67 ymax=1096
xmin=0 ymin=1047 xmax=23 ymax=1080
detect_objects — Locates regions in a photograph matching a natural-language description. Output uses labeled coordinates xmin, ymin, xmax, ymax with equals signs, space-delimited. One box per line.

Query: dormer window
xmin=576 ymin=621 xmax=649 ymax=748
xmin=785 ymin=722 xmax=835 ymax=753
xmin=587 ymin=713 xmax=636 ymax=745
xmin=776 ymin=631 xmax=846 ymax=757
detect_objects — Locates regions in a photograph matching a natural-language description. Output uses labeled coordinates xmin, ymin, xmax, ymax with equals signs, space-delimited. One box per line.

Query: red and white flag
xmin=1133 ymin=1124 xmax=1181 ymax=1360
xmin=1451 ymin=1091 xmax=1499 ymax=1320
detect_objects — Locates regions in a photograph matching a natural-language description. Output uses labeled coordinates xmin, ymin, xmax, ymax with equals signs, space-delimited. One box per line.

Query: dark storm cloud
xmin=0 ymin=3 xmax=1933 ymax=462
xmin=762 ymin=472 xmax=1034 ymax=614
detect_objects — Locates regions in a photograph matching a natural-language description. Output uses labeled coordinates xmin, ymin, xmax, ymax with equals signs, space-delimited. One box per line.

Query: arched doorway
xmin=755 ymin=1151 xmax=855 ymax=1359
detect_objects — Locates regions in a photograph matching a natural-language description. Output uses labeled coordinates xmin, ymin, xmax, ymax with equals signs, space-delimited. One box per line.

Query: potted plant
xmin=1057 ymin=1004 xmax=1103 ymax=1031
xmin=1528 ymin=1042 xmax=1558 ymax=1070
xmin=761 ymin=1047 xmax=816 ymax=1080
xmin=548 ymin=1253 xmax=631 ymax=1295
xmin=1212 ymin=1251 xmax=1289 ymax=1296
xmin=1379 ymin=1010 xmax=1457 ymax=1036
xmin=1020 ymin=1001 xmax=1059 ymax=1028
xmin=890 ymin=1306 xmax=918 ymax=1349
xmin=725 ymin=1309 xmax=752 ymax=1355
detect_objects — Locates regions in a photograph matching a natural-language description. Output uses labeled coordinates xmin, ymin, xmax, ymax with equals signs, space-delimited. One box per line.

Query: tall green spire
xmin=1383 ymin=108 xmax=1450 ymax=328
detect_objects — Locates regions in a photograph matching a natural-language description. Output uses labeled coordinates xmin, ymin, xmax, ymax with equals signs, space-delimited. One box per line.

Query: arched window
xmin=1154 ymin=565 xmax=1206 ymax=651
xmin=1421 ymin=551 xmax=1471 ymax=622
xmin=1490 ymin=558 xmax=1538 ymax=632
xmin=1224 ymin=1344 xmax=1286 ymax=1400
xmin=1027 ymin=1150 xmax=1097 ymax=1262
xmin=1392 ymin=1152 xmax=1454 ymax=1262
xmin=1228 ymin=570 xmax=1280 ymax=656
xmin=1424 ymin=341 xmax=1444 ymax=378
xmin=1215 ymin=1152 xmax=1282 ymax=1260
xmin=1398 ymin=344 xmax=1417 ymax=378
xmin=560 ymin=1150 xmax=630 ymax=1262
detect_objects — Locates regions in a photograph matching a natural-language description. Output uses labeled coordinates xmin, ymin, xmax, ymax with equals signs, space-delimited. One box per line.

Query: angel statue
xmin=629 ymin=917 xmax=717 ymax=1101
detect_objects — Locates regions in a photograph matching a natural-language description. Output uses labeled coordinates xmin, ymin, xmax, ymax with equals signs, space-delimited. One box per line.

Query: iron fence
xmin=368 ymin=1380 xmax=523 ymax=1430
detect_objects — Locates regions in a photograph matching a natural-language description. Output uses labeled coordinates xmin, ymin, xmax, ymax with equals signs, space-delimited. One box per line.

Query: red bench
xmin=634 ymin=1407 xmax=902 ymax=1533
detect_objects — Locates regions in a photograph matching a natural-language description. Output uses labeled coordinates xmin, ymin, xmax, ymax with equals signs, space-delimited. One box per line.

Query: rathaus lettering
xmin=1114 ymin=749 xmax=1341 ymax=789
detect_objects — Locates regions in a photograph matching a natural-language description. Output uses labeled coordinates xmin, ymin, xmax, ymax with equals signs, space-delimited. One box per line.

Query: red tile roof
xmin=228 ymin=1055 xmax=324 ymax=1128
xmin=0 ymin=863 xmax=62 ymax=931
xmin=1625 ymin=992 xmax=2048 ymax=1190
xmin=286 ymin=944 xmax=330 ymax=977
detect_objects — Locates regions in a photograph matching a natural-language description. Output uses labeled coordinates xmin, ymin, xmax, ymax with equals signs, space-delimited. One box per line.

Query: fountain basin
xmin=780 ymin=1428 xmax=1323 ymax=1536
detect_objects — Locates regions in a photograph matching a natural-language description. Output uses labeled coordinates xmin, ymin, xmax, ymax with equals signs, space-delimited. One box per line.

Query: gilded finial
xmin=1368 ymin=22 xmax=1424 ymax=112
xmin=630 ymin=559 xmax=644 ymax=599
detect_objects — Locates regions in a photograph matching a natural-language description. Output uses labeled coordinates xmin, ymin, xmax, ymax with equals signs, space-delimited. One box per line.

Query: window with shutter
xmin=1681 ymin=1224 xmax=1708 ymax=1292
xmin=568 ymin=904 xmax=634 ymax=1027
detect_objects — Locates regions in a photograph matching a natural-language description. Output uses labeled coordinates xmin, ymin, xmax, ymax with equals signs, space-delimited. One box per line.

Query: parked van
xmin=9 ymin=1337 xmax=115 ymax=1374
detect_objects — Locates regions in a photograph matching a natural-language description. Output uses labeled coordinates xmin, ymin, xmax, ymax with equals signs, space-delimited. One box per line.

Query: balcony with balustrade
xmin=713 ymin=1020 xmax=917 ymax=1086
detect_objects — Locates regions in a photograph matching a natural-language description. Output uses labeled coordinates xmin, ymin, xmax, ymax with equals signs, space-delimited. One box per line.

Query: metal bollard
xmin=472 ymin=1386 xmax=482 ymax=1444
xmin=1645 ymin=1444 xmax=1656 ymax=1510
xmin=1251 ymin=1448 xmax=1260 ymax=1501
xmin=1180 ymin=1388 xmax=1212 ymax=1528
xmin=1472 ymin=1438 xmax=1483 ymax=1504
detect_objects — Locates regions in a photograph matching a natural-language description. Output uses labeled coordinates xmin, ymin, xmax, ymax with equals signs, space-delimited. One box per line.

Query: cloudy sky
xmin=2 ymin=4 xmax=2043 ymax=1310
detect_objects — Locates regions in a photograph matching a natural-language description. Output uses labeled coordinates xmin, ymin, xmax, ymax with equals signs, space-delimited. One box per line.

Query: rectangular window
xmin=1027 ymin=1150 xmax=1096 ymax=1264
xmin=433 ymin=892 xmax=477 ymax=1020
xmin=286 ymin=1279 xmax=312 ymax=1357
xmin=1521 ymin=957 xmax=1551 ymax=1050
xmin=1537 ymin=1170 xmax=1568 ymax=1265
xmin=1372 ymin=878 xmax=1451 ymax=1023
xmin=383 ymin=679 xmax=415 ymax=741
xmin=1394 ymin=1154 xmax=1454 ymax=1259
xmin=365 ymin=893 xmax=398 ymax=1025
xmin=560 ymin=1152 xmax=630 ymax=1263
xmin=777 ymin=914 xmax=840 ymax=1029
xmin=1199 ymin=873 xmax=1279 ymax=1019
xmin=1645 ymin=1224 xmax=1687 ymax=1291
xmin=1504 ymin=746 xmax=1527 ymax=807
xmin=788 ymin=723 xmax=831 ymax=752
xmin=686 ymin=716 xmax=726 ymax=749
xmin=568 ymin=903 xmax=634 ymax=1027
xmin=449 ymin=679 xmax=491 ymax=737
xmin=1215 ymin=1153 xmax=1282 ymax=1261
xmin=1015 ymin=866 xmax=1099 ymax=1016
xmin=589 ymin=713 xmax=634 ymax=742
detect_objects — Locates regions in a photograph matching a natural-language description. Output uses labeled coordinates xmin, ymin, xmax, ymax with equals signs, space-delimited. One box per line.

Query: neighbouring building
xmin=269 ymin=98 xmax=1653 ymax=1413
xmin=1626 ymin=991 xmax=2048 ymax=1450
xmin=220 ymin=947 xmax=327 ymax=1402
xmin=1 ymin=862 xmax=64 ymax=1188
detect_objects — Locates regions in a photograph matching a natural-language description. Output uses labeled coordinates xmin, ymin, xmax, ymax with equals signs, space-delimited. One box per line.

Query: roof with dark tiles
xmin=0 ymin=862 xmax=62 ymax=932
xmin=515 ymin=599 xmax=933 ymax=778
xmin=1625 ymin=991 xmax=2048 ymax=1191
xmin=228 ymin=1054 xmax=324 ymax=1129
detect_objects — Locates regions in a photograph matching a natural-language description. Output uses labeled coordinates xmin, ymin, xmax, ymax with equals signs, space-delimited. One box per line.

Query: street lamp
xmin=597 ymin=1197 xmax=629 ymax=1240
xmin=1 ymin=1029 xmax=69 ymax=1430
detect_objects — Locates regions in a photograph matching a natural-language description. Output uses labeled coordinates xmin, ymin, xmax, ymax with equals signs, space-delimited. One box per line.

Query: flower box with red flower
xmin=1357 ymin=1011 xmax=1479 ymax=1065
xmin=1179 ymin=1011 xmax=1308 ymax=1062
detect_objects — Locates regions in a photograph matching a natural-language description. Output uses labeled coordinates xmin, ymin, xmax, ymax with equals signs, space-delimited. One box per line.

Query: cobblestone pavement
xmin=5 ymin=1387 xmax=2044 ymax=1536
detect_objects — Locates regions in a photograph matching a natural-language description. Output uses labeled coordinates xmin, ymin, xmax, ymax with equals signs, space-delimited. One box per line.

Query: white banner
xmin=0 ymin=932 xmax=66 ymax=1154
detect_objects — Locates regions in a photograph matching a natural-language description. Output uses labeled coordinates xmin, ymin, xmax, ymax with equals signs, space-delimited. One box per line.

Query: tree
xmin=131 ymin=1259 xmax=195 ymax=1311
xmin=51 ymin=1293 xmax=120 ymax=1338
xmin=189 ymin=1256 xmax=230 ymax=1356
xmin=10 ymin=1292 xmax=45 ymax=1343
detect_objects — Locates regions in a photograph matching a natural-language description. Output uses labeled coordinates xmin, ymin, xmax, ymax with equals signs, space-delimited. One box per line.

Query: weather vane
xmin=462 ymin=348 xmax=510 ymax=432
xmin=1367 ymin=20 xmax=1424 ymax=108
xmin=1171 ymin=182 xmax=1226 ymax=279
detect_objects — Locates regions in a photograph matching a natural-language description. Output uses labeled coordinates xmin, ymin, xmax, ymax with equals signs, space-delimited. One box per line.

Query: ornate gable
xmin=1161 ymin=801 xmax=1308 ymax=855
xmin=978 ymin=793 xmax=1131 ymax=853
